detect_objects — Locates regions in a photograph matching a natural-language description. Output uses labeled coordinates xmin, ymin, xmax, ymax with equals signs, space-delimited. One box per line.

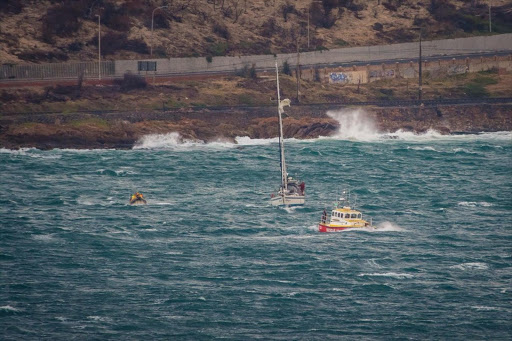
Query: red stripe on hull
xmin=318 ymin=224 xmax=351 ymax=233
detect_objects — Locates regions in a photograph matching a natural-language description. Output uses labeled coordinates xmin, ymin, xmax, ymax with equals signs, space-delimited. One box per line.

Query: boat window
xmin=351 ymin=213 xmax=357 ymax=219
xmin=358 ymin=214 xmax=362 ymax=219
xmin=344 ymin=213 xmax=350 ymax=218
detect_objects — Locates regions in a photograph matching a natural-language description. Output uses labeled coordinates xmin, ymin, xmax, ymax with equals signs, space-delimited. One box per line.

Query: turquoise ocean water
xmin=1 ymin=111 xmax=511 ymax=339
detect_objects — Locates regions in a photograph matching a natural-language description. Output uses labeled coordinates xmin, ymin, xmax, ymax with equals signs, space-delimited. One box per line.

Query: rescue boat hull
xmin=129 ymin=198 xmax=147 ymax=205
xmin=318 ymin=223 xmax=371 ymax=232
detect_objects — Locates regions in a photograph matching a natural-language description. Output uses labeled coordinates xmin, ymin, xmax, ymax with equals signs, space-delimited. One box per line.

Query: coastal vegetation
xmin=1 ymin=0 xmax=511 ymax=64
xmin=1 ymin=69 xmax=510 ymax=114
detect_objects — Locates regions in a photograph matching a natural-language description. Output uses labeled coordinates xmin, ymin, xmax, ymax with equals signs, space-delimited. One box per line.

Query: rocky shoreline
xmin=1 ymin=103 xmax=511 ymax=150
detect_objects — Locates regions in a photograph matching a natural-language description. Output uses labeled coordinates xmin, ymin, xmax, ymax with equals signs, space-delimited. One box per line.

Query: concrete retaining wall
xmin=1 ymin=34 xmax=511 ymax=80
xmin=309 ymin=54 xmax=512 ymax=85
xmin=127 ymin=33 xmax=512 ymax=76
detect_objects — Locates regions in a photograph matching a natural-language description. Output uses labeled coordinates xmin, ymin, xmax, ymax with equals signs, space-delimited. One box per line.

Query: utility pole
xmin=307 ymin=8 xmax=309 ymax=50
xmin=296 ymin=39 xmax=300 ymax=103
xmin=96 ymin=14 xmax=101 ymax=80
xmin=418 ymin=29 xmax=422 ymax=102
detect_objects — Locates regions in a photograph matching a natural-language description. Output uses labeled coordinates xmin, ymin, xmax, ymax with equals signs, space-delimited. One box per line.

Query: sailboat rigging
xmin=270 ymin=61 xmax=305 ymax=207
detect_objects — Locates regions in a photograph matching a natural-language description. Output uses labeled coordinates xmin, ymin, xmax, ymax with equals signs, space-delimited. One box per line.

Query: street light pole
xmin=418 ymin=29 xmax=422 ymax=102
xmin=151 ymin=6 xmax=168 ymax=57
xmin=96 ymin=14 xmax=101 ymax=80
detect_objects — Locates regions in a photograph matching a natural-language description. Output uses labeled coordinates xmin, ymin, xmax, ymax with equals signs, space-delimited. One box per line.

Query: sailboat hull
xmin=270 ymin=195 xmax=305 ymax=207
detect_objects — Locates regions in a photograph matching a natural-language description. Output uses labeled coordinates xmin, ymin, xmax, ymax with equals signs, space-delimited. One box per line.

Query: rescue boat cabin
xmin=331 ymin=209 xmax=363 ymax=221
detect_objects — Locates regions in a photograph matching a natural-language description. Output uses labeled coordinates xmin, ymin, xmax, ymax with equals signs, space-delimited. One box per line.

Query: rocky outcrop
xmin=0 ymin=103 xmax=510 ymax=149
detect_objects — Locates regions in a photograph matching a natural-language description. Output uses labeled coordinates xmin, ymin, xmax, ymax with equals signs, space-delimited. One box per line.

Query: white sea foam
xmin=322 ymin=109 xmax=512 ymax=142
xmin=134 ymin=132 xmax=304 ymax=150
xmin=358 ymin=272 xmax=414 ymax=279
xmin=471 ymin=306 xmax=501 ymax=311
xmin=32 ymin=234 xmax=56 ymax=242
xmin=153 ymin=202 xmax=174 ymax=205
xmin=323 ymin=109 xmax=445 ymax=142
xmin=134 ymin=132 xmax=204 ymax=150
xmin=131 ymin=126 xmax=511 ymax=149
xmin=87 ymin=315 xmax=112 ymax=322
xmin=453 ymin=147 xmax=478 ymax=154
xmin=450 ymin=262 xmax=489 ymax=271
xmin=0 ymin=147 xmax=61 ymax=158
xmin=0 ymin=305 xmax=21 ymax=312
xmin=235 ymin=136 xmax=279 ymax=145
xmin=457 ymin=201 xmax=493 ymax=207
xmin=374 ymin=221 xmax=405 ymax=232
xmin=326 ymin=108 xmax=380 ymax=141
xmin=366 ymin=259 xmax=383 ymax=269
xmin=408 ymin=146 xmax=438 ymax=152
xmin=0 ymin=147 xmax=35 ymax=155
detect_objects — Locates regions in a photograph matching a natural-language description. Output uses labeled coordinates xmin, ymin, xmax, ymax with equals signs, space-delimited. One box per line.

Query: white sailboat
xmin=270 ymin=61 xmax=305 ymax=207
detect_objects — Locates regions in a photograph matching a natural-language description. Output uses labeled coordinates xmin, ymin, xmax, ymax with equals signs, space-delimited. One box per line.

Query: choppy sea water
xmin=1 ymin=111 xmax=511 ymax=340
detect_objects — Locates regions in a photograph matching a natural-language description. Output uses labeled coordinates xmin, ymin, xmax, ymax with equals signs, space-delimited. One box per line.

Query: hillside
xmin=1 ymin=0 xmax=511 ymax=64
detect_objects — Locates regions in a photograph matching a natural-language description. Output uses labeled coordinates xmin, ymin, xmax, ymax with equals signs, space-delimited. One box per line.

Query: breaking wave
xmin=134 ymin=132 xmax=290 ymax=150
xmin=326 ymin=108 xmax=380 ymax=141
xmin=133 ymin=132 xmax=237 ymax=150
xmin=131 ymin=116 xmax=511 ymax=150
xmin=324 ymin=108 xmax=512 ymax=142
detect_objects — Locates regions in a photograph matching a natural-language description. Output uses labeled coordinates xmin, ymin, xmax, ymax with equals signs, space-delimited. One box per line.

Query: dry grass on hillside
xmin=1 ymin=0 xmax=511 ymax=64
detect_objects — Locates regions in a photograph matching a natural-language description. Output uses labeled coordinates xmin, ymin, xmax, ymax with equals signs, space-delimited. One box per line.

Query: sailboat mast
xmin=275 ymin=61 xmax=287 ymax=191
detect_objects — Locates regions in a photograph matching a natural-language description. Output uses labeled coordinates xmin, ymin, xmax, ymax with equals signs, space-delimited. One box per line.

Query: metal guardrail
xmin=0 ymin=61 xmax=115 ymax=81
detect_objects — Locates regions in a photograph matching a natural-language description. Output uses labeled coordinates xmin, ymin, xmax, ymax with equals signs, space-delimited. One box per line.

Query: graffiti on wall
xmin=369 ymin=69 xmax=395 ymax=79
xmin=329 ymin=72 xmax=351 ymax=83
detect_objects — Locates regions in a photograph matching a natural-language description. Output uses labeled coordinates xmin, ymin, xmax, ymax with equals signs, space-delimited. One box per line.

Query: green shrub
xmin=281 ymin=2 xmax=296 ymax=22
xmin=212 ymin=22 xmax=230 ymax=40
xmin=208 ymin=42 xmax=229 ymax=56
xmin=249 ymin=64 xmax=257 ymax=79
xmin=334 ymin=39 xmax=349 ymax=46
xmin=235 ymin=65 xmax=249 ymax=77
xmin=316 ymin=45 xmax=329 ymax=51
xmin=462 ymin=83 xmax=489 ymax=98
xmin=378 ymin=88 xmax=394 ymax=100
xmin=0 ymin=0 xmax=23 ymax=14
xmin=282 ymin=61 xmax=292 ymax=76
xmin=42 ymin=4 xmax=82 ymax=43
xmin=237 ymin=94 xmax=255 ymax=105
xmin=472 ymin=75 xmax=498 ymax=86
xmin=115 ymin=73 xmax=147 ymax=92
xmin=261 ymin=18 xmax=278 ymax=38
xmin=90 ymin=32 xmax=148 ymax=56
xmin=236 ymin=64 xmax=258 ymax=79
